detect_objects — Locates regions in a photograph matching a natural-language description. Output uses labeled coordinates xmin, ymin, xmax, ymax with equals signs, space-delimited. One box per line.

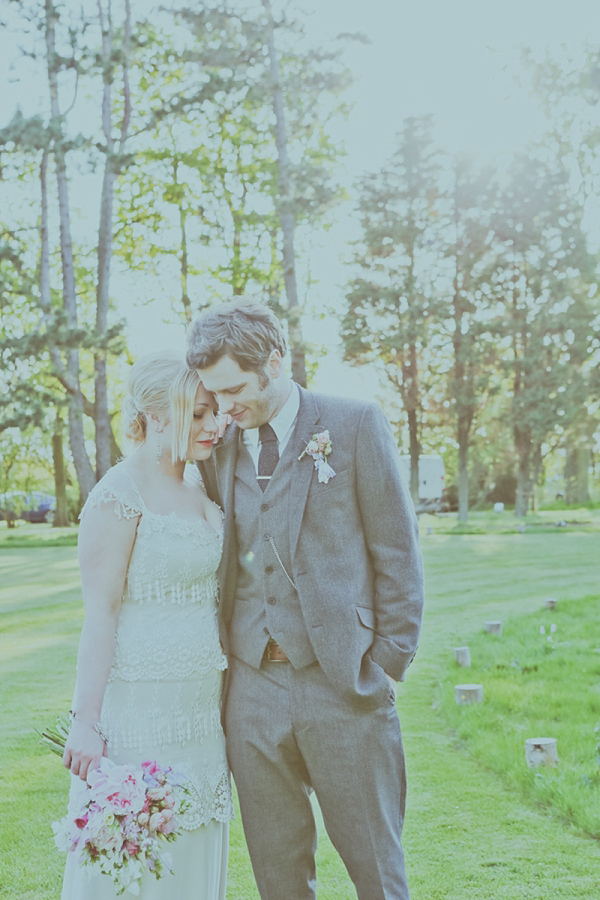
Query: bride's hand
xmin=62 ymin=719 xmax=107 ymax=782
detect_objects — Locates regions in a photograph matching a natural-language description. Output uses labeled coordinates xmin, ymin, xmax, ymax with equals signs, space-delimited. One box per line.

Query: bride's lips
xmin=197 ymin=439 xmax=215 ymax=447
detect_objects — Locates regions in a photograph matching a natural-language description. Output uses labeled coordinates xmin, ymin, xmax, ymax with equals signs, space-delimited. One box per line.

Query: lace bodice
xmin=77 ymin=463 xmax=232 ymax=829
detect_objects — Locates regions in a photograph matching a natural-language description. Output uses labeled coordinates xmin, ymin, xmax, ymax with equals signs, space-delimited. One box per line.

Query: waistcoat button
xmin=267 ymin=596 xmax=276 ymax=605
xmin=265 ymin=565 xmax=274 ymax=574
xmin=261 ymin=503 xmax=269 ymax=512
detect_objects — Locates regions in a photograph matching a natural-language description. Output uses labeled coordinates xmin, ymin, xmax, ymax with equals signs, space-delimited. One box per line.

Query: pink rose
xmin=87 ymin=763 xmax=147 ymax=816
xmin=146 ymin=786 xmax=168 ymax=803
xmin=148 ymin=809 xmax=174 ymax=834
xmin=124 ymin=839 xmax=140 ymax=856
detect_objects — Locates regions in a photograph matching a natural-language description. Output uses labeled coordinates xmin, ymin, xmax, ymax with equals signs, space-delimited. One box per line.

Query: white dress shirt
xmin=242 ymin=382 xmax=300 ymax=472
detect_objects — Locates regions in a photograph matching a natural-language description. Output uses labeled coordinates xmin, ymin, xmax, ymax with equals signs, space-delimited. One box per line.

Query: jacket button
xmin=267 ymin=596 xmax=276 ymax=605
xmin=265 ymin=565 xmax=274 ymax=574
xmin=264 ymin=534 xmax=270 ymax=541
xmin=261 ymin=503 xmax=269 ymax=512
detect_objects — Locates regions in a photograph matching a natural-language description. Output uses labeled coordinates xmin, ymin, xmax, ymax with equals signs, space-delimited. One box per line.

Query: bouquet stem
xmin=37 ymin=716 xmax=69 ymax=757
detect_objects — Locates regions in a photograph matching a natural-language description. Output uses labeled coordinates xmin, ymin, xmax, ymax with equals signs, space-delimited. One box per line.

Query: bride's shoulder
xmin=80 ymin=462 xmax=144 ymax=521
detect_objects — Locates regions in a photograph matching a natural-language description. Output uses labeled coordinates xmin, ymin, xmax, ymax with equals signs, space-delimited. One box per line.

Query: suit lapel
xmin=289 ymin=387 xmax=321 ymax=558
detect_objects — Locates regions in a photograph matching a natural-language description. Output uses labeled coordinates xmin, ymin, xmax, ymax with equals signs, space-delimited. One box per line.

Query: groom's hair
xmin=186 ymin=297 xmax=287 ymax=374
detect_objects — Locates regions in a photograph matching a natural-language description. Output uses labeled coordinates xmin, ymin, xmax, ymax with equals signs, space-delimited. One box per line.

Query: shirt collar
xmin=243 ymin=381 xmax=300 ymax=448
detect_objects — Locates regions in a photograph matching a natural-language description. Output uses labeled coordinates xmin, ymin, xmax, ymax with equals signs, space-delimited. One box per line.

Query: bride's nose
xmin=204 ymin=412 xmax=219 ymax=435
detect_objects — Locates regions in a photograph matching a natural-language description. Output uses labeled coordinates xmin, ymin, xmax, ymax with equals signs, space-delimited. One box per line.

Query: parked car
xmin=0 ymin=491 xmax=56 ymax=524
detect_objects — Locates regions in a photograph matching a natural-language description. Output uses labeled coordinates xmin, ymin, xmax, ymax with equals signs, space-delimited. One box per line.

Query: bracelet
xmin=69 ymin=710 xmax=109 ymax=744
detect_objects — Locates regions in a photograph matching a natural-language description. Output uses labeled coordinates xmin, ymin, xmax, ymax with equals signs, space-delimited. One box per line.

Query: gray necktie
xmin=257 ymin=423 xmax=279 ymax=492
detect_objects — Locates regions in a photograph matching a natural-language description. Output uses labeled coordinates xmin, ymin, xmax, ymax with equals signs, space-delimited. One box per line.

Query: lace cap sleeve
xmin=79 ymin=467 xmax=144 ymax=521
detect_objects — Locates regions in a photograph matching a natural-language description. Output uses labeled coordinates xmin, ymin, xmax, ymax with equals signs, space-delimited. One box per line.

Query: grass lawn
xmin=1 ymin=520 xmax=600 ymax=897
xmin=438 ymin=594 xmax=600 ymax=838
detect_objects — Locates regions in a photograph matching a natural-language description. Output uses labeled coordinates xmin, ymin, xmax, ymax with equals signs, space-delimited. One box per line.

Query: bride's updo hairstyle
xmin=123 ymin=350 xmax=204 ymax=461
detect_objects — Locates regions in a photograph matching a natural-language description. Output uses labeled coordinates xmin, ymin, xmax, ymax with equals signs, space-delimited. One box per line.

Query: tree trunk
xmin=405 ymin=344 xmax=420 ymax=504
xmin=262 ymin=0 xmax=306 ymax=386
xmin=457 ymin=416 xmax=469 ymax=522
xmin=514 ymin=425 xmax=534 ymax=517
xmin=45 ymin=0 xmax=95 ymax=499
xmin=95 ymin=161 xmax=116 ymax=480
xmin=173 ymin=156 xmax=192 ymax=323
xmin=564 ymin=440 xmax=591 ymax=505
xmin=52 ymin=411 xmax=70 ymax=526
xmin=95 ymin=0 xmax=132 ymax=480
xmin=407 ymin=408 xmax=419 ymax=503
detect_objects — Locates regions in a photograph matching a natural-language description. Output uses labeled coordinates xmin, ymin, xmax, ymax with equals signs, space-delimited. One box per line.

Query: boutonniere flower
xmin=213 ymin=413 xmax=233 ymax=444
xmin=298 ymin=429 xmax=336 ymax=484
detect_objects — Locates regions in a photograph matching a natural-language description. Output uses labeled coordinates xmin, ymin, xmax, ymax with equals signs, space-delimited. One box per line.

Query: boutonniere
xmin=213 ymin=413 xmax=233 ymax=444
xmin=298 ymin=429 xmax=336 ymax=484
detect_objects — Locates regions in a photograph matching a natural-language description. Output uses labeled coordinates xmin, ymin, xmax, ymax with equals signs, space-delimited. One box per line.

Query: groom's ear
xmin=267 ymin=349 xmax=283 ymax=378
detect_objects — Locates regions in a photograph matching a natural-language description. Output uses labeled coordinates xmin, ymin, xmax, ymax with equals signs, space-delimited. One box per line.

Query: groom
xmin=187 ymin=298 xmax=424 ymax=900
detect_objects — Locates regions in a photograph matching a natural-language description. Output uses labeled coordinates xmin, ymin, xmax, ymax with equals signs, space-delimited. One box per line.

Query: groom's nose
xmin=217 ymin=396 xmax=236 ymax=415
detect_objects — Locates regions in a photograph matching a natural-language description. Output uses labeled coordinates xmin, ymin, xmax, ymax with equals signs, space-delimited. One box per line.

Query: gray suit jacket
xmin=200 ymin=385 xmax=424 ymax=707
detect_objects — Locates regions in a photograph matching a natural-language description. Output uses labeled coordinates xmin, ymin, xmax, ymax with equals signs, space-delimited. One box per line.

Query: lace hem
xmin=180 ymin=770 xmax=234 ymax=830
xmin=66 ymin=765 xmax=234 ymax=832
xmin=102 ymin=686 xmax=226 ymax=753
xmin=109 ymin=651 xmax=227 ymax=683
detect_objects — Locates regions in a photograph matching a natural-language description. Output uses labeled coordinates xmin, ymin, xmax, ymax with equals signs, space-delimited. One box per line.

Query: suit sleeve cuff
xmin=370 ymin=635 xmax=418 ymax=683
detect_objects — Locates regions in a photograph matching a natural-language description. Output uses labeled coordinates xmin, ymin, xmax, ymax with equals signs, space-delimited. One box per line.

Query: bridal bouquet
xmin=43 ymin=721 xmax=191 ymax=895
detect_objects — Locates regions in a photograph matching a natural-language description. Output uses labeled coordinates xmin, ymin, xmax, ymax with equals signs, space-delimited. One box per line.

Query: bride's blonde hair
xmin=123 ymin=350 xmax=203 ymax=461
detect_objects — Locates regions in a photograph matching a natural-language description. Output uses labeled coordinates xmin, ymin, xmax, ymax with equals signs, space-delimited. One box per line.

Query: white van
xmin=398 ymin=455 xmax=446 ymax=511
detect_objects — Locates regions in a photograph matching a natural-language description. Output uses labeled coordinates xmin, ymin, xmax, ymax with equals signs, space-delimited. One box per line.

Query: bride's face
xmin=186 ymin=383 xmax=219 ymax=461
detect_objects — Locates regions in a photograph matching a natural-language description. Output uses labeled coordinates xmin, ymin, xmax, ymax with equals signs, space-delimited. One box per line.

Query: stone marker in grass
xmin=454 ymin=647 xmax=471 ymax=667
xmin=485 ymin=621 xmax=502 ymax=636
xmin=455 ymin=684 xmax=483 ymax=704
xmin=525 ymin=737 xmax=558 ymax=768
xmin=544 ymin=598 xmax=558 ymax=610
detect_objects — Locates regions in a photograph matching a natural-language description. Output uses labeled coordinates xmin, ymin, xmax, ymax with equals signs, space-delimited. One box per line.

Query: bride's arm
xmin=62 ymin=503 xmax=139 ymax=781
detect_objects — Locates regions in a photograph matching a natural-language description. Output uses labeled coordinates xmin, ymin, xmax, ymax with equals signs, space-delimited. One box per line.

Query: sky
xmin=1 ymin=0 xmax=598 ymax=401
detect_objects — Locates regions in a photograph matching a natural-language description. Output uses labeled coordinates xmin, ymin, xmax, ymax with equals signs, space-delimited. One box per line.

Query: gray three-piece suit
xmin=200 ymin=385 xmax=425 ymax=900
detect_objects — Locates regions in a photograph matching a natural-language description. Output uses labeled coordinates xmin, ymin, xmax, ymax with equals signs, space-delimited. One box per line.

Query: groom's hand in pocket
xmin=386 ymin=673 xmax=397 ymax=700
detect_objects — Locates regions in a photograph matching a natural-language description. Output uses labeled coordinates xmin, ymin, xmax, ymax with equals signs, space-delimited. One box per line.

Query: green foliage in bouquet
xmin=37 ymin=716 xmax=69 ymax=758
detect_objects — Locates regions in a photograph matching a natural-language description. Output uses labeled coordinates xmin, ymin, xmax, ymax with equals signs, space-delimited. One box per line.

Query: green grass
xmin=438 ymin=595 xmax=600 ymax=838
xmin=2 ymin=529 xmax=600 ymax=897
xmin=0 ymin=521 xmax=78 ymax=548
xmin=419 ymin=506 xmax=600 ymax=535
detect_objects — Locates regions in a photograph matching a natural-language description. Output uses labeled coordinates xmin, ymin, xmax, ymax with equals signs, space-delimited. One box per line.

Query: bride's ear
xmin=147 ymin=414 xmax=165 ymax=433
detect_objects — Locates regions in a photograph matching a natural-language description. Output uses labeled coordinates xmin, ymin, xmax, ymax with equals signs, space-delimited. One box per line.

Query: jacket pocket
xmin=356 ymin=605 xmax=375 ymax=630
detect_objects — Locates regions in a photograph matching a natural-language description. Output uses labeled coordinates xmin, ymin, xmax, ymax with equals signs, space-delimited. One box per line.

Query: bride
xmin=60 ymin=349 xmax=233 ymax=899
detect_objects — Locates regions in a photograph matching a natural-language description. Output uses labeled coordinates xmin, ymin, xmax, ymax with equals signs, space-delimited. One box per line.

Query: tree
xmin=440 ymin=156 xmax=498 ymax=521
xmin=492 ymin=149 xmax=599 ymax=517
xmin=342 ymin=116 xmax=442 ymax=501
xmin=93 ymin=0 xmax=133 ymax=478
xmin=127 ymin=1 xmax=353 ymax=377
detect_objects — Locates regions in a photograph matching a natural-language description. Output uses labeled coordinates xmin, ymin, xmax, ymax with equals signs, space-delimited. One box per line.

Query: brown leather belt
xmin=265 ymin=639 xmax=290 ymax=663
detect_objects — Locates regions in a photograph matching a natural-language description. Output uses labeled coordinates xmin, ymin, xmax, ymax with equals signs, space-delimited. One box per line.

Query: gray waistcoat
xmin=229 ymin=436 xmax=317 ymax=670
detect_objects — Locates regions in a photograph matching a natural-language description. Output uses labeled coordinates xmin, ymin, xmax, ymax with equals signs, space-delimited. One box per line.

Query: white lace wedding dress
xmin=60 ymin=464 xmax=233 ymax=900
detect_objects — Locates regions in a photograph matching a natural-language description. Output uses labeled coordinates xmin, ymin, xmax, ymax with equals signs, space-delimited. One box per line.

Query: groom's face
xmin=198 ymin=353 xmax=281 ymax=430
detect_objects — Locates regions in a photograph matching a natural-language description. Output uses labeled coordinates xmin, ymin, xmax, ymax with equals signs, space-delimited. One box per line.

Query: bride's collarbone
xmin=121 ymin=465 xmax=217 ymax=527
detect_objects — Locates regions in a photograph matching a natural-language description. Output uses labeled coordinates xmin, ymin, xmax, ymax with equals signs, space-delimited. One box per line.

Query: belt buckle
xmin=267 ymin=639 xmax=288 ymax=663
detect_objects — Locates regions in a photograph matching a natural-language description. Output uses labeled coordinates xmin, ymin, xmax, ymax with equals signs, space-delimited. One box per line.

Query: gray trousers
xmin=225 ymin=658 xmax=410 ymax=900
